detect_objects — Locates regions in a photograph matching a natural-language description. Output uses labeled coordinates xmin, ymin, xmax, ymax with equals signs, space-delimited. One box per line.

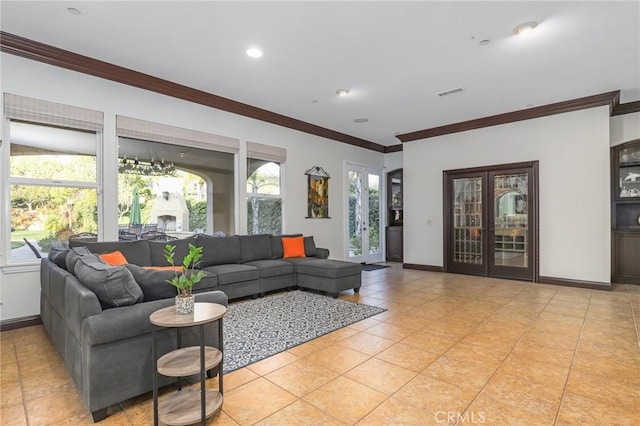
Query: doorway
xmin=444 ymin=161 xmax=538 ymax=281
xmin=345 ymin=163 xmax=384 ymax=264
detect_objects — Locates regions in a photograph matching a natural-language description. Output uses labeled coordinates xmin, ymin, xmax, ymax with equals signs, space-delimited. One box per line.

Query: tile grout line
xmin=628 ymin=292 xmax=640 ymax=348
xmin=12 ymin=334 xmax=31 ymax=426
xmin=551 ymin=291 xmax=591 ymax=426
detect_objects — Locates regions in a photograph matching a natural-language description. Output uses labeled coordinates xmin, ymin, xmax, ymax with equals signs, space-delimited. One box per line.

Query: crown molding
xmin=3 ymin=32 xmax=634 ymax=151
xmin=384 ymin=144 xmax=403 ymax=153
xmin=396 ymin=91 xmax=621 ymax=143
xmin=612 ymin=100 xmax=640 ymax=116
xmin=0 ymin=31 xmax=386 ymax=153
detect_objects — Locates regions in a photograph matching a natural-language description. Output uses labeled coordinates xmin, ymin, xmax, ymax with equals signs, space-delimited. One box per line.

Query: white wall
xmin=0 ymin=54 xmax=383 ymax=320
xmin=384 ymin=151 xmax=403 ymax=173
xmin=404 ymin=107 xmax=611 ymax=283
xmin=611 ymin=112 xmax=640 ymax=147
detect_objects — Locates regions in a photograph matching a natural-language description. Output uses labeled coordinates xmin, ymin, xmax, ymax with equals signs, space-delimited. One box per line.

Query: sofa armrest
xmin=83 ymin=290 xmax=229 ymax=346
xmin=316 ymin=248 xmax=330 ymax=259
xmin=65 ymin=277 xmax=103 ymax=342
xmin=194 ymin=290 xmax=229 ymax=306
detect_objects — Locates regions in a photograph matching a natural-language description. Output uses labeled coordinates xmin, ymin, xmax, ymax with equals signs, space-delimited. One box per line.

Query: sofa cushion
xmin=296 ymin=259 xmax=363 ymax=278
xmin=282 ymin=236 xmax=306 ymax=258
xmin=270 ymin=234 xmax=302 ymax=259
xmin=201 ymin=264 xmax=259 ymax=285
xmin=304 ymin=236 xmax=318 ymax=257
xmin=244 ymin=259 xmax=295 ymax=278
xmin=239 ymin=234 xmax=272 ymax=263
xmin=197 ymin=235 xmax=241 ymax=266
xmin=74 ymin=254 xmax=143 ymax=309
xmin=65 ymin=246 xmax=92 ymax=273
xmin=81 ymin=240 xmax=151 ymax=266
xmin=48 ymin=248 xmax=69 ymax=270
xmin=148 ymin=236 xmax=198 ymax=267
xmin=124 ymin=264 xmax=180 ymax=302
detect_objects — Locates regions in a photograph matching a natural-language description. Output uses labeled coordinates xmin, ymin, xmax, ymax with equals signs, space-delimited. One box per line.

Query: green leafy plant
xmin=163 ymin=243 xmax=206 ymax=297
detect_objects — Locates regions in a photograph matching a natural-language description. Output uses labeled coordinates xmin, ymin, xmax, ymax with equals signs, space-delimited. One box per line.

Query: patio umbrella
xmin=130 ymin=186 xmax=142 ymax=225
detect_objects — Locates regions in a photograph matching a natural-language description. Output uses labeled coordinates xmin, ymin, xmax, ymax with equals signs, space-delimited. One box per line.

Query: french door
xmin=345 ymin=164 xmax=383 ymax=264
xmin=444 ymin=162 xmax=538 ymax=281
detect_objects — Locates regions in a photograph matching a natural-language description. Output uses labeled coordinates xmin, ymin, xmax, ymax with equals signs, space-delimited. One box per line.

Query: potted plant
xmin=164 ymin=243 xmax=206 ymax=315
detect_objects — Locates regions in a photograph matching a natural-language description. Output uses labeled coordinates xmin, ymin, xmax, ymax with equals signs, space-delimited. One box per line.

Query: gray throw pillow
xmin=48 ymin=248 xmax=69 ymax=270
xmin=74 ymin=254 xmax=143 ymax=309
xmin=304 ymin=236 xmax=318 ymax=257
xmin=125 ymin=264 xmax=179 ymax=302
xmin=65 ymin=246 xmax=92 ymax=273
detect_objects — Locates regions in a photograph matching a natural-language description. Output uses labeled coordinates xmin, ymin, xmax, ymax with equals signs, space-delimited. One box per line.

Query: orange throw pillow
xmin=143 ymin=266 xmax=184 ymax=272
xmin=282 ymin=236 xmax=306 ymax=259
xmin=99 ymin=251 xmax=128 ymax=266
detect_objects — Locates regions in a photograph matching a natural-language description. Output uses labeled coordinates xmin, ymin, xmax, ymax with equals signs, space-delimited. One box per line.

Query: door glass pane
xmin=453 ymin=177 xmax=482 ymax=264
xmin=368 ymin=173 xmax=380 ymax=255
xmin=494 ymin=173 xmax=528 ymax=267
xmin=348 ymin=170 xmax=363 ymax=257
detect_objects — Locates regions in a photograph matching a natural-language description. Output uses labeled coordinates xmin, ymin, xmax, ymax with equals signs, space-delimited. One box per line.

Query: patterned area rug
xmin=222 ymin=290 xmax=385 ymax=373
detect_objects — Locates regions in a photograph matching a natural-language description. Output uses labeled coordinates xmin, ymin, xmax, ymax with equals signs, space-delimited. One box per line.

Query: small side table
xmin=150 ymin=302 xmax=226 ymax=426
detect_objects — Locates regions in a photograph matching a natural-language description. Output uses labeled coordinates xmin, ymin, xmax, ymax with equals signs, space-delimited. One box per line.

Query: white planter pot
xmin=175 ymin=295 xmax=195 ymax=315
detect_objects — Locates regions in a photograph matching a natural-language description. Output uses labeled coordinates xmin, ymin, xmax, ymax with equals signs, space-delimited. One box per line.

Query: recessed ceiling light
xmin=479 ymin=39 xmax=490 ymax=46
xmin=336 ymin=89 xmax=350 ymax=97
xmin=513 ymin=21 xmax=538 ymax=36
xmin=67 ymin=7 xmax=81 ymax=15
xmin=354 ymin=118 xmax=369 ymax=123
xmin=246 ymin=47 xmax=263 ymax=58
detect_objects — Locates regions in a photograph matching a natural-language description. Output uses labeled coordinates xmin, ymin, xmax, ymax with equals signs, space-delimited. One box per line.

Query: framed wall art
xmin=305 ymin=166 xmax=330 ymax=218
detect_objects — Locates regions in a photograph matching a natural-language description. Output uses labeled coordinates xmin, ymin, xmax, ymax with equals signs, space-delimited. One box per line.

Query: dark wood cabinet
xmin=386 ymin=169 xmax=403 ymax=261
xmin=386 ymin=226 xmax=403 ymax=262
xmin=611 ymin=140 xmax=640 ymax=284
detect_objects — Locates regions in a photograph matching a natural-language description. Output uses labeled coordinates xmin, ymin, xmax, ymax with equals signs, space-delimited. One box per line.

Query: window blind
xmin=116 ymin=116 xmax=239 ymax=154
xmin=4 ymin=93 xmax=103 ymax=131
xmin=246 ymin=141 xmax=286 ymax=163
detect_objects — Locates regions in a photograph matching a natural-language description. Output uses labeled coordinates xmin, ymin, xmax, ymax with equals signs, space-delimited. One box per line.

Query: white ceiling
xmin=2 ymin=1 xmax=639 ymax=147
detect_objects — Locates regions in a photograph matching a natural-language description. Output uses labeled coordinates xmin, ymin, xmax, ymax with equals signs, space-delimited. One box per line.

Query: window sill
xmin=1 ymin=262 xmax=41 ymax=275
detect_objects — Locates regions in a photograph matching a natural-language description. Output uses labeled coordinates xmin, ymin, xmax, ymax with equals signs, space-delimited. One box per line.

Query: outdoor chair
xmin=23 ymin=238 xmax=42 ymax=259
xmin=128 ymin=224 xmax=142 ymax=236
xmin=142 ymin=223 xmax=158 ymax=233
xmin=118 ymin=231 xmax=139 ymax=241
xmin=68 ymin=232 xmax=98 ymax=243
xmin=146 ymin=233 xmax=178 ymax=241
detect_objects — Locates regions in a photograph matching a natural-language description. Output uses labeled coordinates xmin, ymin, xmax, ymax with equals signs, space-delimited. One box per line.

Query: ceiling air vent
xmin=437 ymin=87 xmax=464 ymax=97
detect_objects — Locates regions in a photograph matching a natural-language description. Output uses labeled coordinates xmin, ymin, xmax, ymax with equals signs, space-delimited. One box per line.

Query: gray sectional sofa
xmin=40 ymin=233 xmax=361 ymax=422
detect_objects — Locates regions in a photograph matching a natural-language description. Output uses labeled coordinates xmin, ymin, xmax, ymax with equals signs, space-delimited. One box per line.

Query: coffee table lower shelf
xmin=159 ymin=389 xmax=223 ymax=426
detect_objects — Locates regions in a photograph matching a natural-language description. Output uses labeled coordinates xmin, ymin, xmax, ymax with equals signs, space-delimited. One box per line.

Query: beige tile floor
xmin=2 ymin=266 xmax=639 ymax=425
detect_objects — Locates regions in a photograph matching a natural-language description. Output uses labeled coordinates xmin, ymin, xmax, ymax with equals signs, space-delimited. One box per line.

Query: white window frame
xmin=2 ymin=94 xmax=104 ymax=267
xmin=246 ymin=141 xmax=286 ymax=235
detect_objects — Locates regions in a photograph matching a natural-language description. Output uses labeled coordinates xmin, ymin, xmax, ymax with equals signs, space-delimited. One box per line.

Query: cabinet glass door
xmin=448 ymin=174 xmax=486 ymax=275
xmin=454 ymin=177 xmax=483 ymax=264
xmin=492 ymin=173 xmax=528 ymax=268
xmin=488 ymin=169 xmax=534 ymax=280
